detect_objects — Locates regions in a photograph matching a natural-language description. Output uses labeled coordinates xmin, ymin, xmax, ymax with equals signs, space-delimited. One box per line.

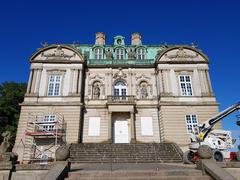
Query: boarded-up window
xmin=88 ymin=117 xmax=100 ymax=136
xmin=141 ymin=117 xmax=153 ymax=136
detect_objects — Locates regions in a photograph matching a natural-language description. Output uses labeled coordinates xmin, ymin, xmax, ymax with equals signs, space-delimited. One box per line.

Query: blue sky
xmin=0 ymin=0 xmax=239 ymax=134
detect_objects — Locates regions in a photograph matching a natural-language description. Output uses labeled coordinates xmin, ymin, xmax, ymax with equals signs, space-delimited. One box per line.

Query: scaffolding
xmin=24 ymin=112 xmax=66 ymax=163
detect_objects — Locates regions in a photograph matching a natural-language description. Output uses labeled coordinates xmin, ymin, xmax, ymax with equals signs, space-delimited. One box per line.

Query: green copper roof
xmin=65 ymin=35 xmax=202 ymax=67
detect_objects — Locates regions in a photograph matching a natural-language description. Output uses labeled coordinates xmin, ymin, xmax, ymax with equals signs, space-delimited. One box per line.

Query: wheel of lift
xmin=213 ymin=150 xmax=224 ymax=162
xmin=183 ymin=150 xmax=194 ymax=164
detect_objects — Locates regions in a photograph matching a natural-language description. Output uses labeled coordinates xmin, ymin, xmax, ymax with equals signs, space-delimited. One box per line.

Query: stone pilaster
xmin=26 ymin=69 xmax=33 ymax=94
xmin=72 ymin=69 xmax=78 ymax=94
xmin=78 ymin=69 xmax=82 ymax=95
xmin=30 ymin=69 xmax=37 ymax=94
xmin=130 ymin=112 xmax=136 ymax=143
xmin=33 ymin=69 xmax=42 ymax=94
xmin=85 ymin=72 xmax=89 ymax=98
xmin=107 ymin=112 xmax=112 ymax=143
xmin=205 ymin=70 xmax=214 ymax=95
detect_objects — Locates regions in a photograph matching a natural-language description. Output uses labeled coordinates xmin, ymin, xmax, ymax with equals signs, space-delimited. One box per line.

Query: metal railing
xmin=88 ymin=59 xmax=155 ymax=66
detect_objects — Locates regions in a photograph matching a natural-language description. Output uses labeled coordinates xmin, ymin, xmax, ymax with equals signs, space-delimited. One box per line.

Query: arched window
xmin=116 ymin=48 xmax=124 ymax=60
xmin=136 ymin=48 xmax=146 ymax=60
xmin=114 ymin=80 xmax=127 ymax=96
xmin=94 ymin=48 xmax=103 ymax=59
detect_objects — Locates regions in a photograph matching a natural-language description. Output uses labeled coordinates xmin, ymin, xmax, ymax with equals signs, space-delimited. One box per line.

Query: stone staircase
xmin=66 ymin=163 xmax=211 ymax=180
xmin=69 ymin=143 xmax=183 ymax=163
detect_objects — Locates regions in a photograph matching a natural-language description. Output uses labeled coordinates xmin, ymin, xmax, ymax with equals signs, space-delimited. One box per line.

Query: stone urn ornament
xmin=197 ymin=145 xmax=212 ymax=159
xmin=55 ymin=144 xmax=70 ymax=161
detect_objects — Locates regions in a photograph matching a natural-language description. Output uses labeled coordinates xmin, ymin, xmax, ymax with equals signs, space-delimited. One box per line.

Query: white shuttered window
xmin=88 ymin=117 xmax=100 ymax=136
xmin=141 ymin=117 xmax=153 ymax=136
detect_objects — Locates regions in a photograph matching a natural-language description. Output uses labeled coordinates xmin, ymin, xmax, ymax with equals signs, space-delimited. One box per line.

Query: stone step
xmin=66 ymin=170 xmax=210 ymax=180
xmin=70 ymin=143 xmax=182 ymax=164
xmin=66 ymin=176 xmax=209 ymax=180
xmin=70 ymin=160 xmax=182 ymax=164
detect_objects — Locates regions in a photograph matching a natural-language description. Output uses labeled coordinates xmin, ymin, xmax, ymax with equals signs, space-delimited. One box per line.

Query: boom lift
xmin=184 ymin=102 xmax=240 ymax=163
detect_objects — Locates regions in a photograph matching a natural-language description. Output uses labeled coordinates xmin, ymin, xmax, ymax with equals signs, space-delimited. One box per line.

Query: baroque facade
xmin=13 ymin=33 xmax=220 ymax=163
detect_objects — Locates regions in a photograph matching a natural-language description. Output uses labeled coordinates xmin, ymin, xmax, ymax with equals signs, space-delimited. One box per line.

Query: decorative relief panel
xmin=41 ymin=45 xmax=76 ymax=60
xmin=157 ymin=47 xmax=207 ymax=63
xmin=88 ymin=74 xmax=105 ymax=99
xmin=135 ymin=74 xmax=152 ymax=99
xmin=113 ymin=68 xmax=127 ymax=80
xmin=32 ymin=45 xmax=83 ymax=61
xmin=165 ymin=48 xmax=198 ymax=60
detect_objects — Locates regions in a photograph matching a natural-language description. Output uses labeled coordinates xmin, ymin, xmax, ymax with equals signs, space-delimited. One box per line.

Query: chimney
xmin=131 ymin=32 xmax=142 ymax=46
xmin=95 ymin=32 xmax=106 ymax=45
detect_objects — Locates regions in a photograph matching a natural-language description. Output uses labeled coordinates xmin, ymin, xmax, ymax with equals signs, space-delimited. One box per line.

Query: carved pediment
xmin=165 ymin=48 xmax=198 ymax=60
xmin=157 ymin=46 xmax=208 ymax=63
xmin=30 ymin=45 xmax=83 ymax=62
xmin=41 ymin=45 xmax=76 ymax=60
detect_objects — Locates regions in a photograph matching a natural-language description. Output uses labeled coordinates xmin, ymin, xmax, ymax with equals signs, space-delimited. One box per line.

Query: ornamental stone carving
xmin=113 ymin=68 xmax=127 ymax=79
xmin=89 ymin=74 xmax=105 ymax=81
xmin=140 ymin=83 xmax=148 ymax=99
xmin=41 ymin=45 xmax=76 ymax=60
xmin=106 ymin=48 xmax=113 ymax=59
xmin=136 ymin=74 xmax=150 ymax=82
xmin=93 ymin=83 xmax=100 ymax=99
xmin=165 ymin=48 xmax=198 ymax=60
xmin=0 ymin=131 xmax=12 ymax=154
xmin=128 ymin=48 xmax=136 ymax=59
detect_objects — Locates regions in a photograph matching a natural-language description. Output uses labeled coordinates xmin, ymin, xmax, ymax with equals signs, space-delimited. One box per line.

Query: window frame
xmin=42 ymin=115 xmax=56 ymax=132
xmin=114 ymin=80 xmax=127 ymax=96
xmin=94 ymin=48 xmax=104 ymax=59
xmin=47 ymin=75 xmax=62 ymax=96
xmin=185 ymin=114 xmax=198 ymax=134
xmin=116 ymin=48 xmax=125 ymax=60
xmin=179 ymin=75 xmax=193 ymax=96
xmin=136 ymin=48 xmax=146 ymax=60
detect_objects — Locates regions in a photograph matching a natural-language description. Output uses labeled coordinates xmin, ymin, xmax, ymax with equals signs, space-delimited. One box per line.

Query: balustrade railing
xmin=107 ymin=95 xmax=135 ymax=103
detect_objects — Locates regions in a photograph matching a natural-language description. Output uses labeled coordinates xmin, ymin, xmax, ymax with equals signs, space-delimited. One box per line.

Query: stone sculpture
xmin=93 ymin=84 xmax=100 ymax=99
xmin=128 ymin=48 xmax=136 ymax=59
xmin=0 ymin=131 xmax=12 ymax=154
xmin=140 ymin=84 xmax=148 ymax=99
xmin=106 ymin=49 xmax=113 ymax=59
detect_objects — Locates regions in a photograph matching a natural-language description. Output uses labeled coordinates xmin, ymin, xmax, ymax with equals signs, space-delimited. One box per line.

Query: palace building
xmin=13 ymin=33 xmax=220 ymax=163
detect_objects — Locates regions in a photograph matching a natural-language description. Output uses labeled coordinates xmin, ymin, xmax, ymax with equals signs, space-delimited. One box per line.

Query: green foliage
xmin=0 ymin=82 xmax=27 ymax=144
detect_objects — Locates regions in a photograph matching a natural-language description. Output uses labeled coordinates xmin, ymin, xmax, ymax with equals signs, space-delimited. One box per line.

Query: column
xmin=30 ymin=69 xmax=37 ymax=94
xmin=78 ymin=69 xmax=82 ymax=94
xmin=26 ymin=69 xmax=33 ymax=94
xmin=128 ymin=69 xmax=132 ymax=95
xmin=109 ymin=69 xmax=112 ymax=95
xmin=160 ymin=70 xmax=165 ymax=94
xmin=69 ymin=69 xmax=73 ymax=94
xmin=205 ymin=70 xmax=213 ymax=95
xmin=170 ymin=69 xmax=177 ymax=95
xmin=130 ymin=112 xmax=136 ymax=143
xmin=85 ymin=72 xmax=89 ymax=98
xmin=108 ymin=112 xmax=112 ymax=143
xmin=72 ymin=69 xmax=77 ymax=94
xmin=34 ymin=69 xmax=42 ymax=94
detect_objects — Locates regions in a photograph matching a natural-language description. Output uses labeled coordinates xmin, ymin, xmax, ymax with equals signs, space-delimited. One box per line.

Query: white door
xmin=114 ymin=120 xmax=129 ymax=143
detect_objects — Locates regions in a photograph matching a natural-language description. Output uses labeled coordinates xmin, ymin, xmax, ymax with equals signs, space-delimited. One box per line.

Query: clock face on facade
xmin=117 ymin=39 xmax=122 ymax=45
